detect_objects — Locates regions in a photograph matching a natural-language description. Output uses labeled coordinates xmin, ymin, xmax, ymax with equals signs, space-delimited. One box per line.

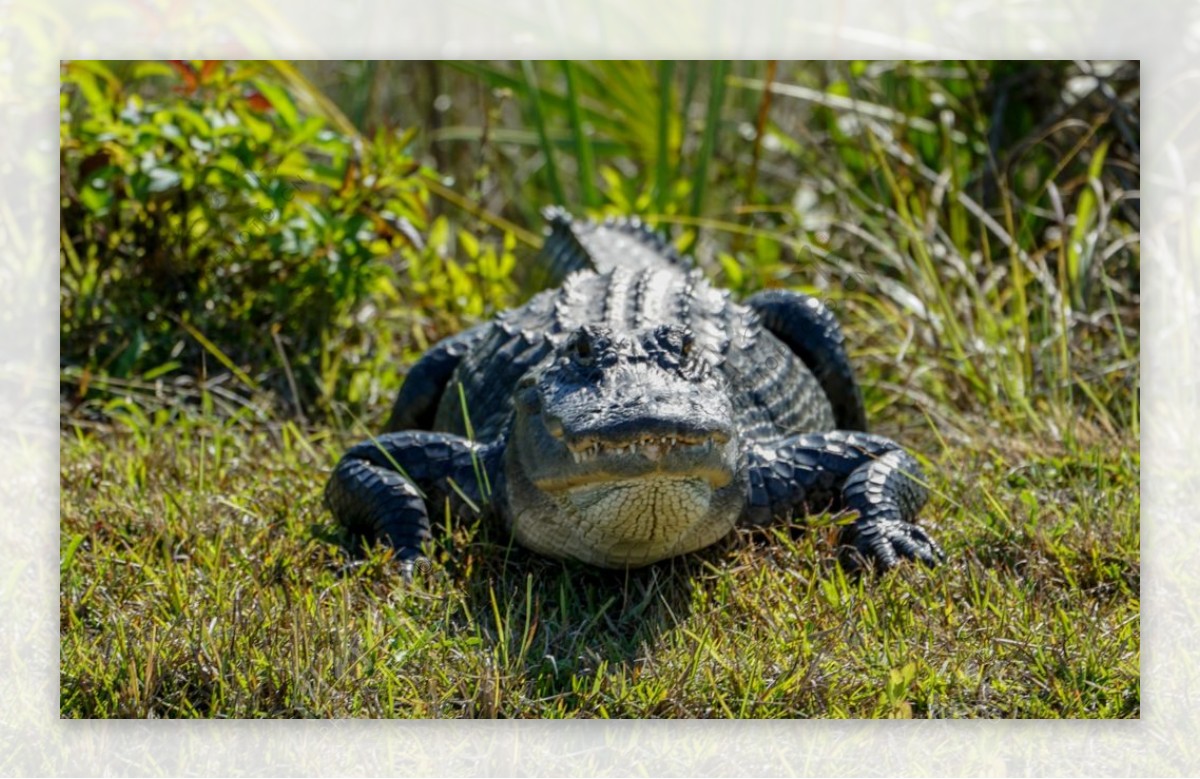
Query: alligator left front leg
xmin=742 ymin=431 xmax=944 ymax=569
xmin=324 ymin=431 xmax=502 ymax=576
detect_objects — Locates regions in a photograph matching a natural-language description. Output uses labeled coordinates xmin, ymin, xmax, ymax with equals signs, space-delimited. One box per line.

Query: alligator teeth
xmin=571 ymin=432 xmax=725 ymax=465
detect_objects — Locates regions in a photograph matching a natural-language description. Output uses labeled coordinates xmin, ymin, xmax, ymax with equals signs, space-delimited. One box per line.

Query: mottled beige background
xmin=9 ymin=0 xmax=1185 ymax=774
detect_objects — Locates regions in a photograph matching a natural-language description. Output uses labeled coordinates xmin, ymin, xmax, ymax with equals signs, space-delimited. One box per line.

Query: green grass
xmin=60 ymin=409 xmax=1138 ymax=718
xmin=60 ymin=60 xmax=1140 ymax=719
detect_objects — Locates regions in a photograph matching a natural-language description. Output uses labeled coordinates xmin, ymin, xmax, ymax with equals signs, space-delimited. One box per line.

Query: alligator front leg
xmin=324 ymin=431 xmax=503 ymax=575
xmin=742 ymin=431 xmax=944 ymax=569
xmin=385 ymin=323 xmax=492 ymax=432
xmin=745 ymin=289 xmax=867 ymax=431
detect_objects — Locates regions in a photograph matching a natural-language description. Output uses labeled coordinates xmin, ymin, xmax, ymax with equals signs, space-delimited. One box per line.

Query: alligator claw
xmin=398 ymin=554 xmax=433 ymax=583
xmin=842 ymin=518 xmax=944 ymax=572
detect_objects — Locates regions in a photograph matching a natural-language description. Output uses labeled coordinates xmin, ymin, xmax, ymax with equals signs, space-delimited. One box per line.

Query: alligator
xmin=325 ymin=209 xmax=944 ymax=574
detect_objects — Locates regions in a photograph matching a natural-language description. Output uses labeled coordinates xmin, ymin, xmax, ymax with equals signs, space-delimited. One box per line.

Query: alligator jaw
xmin=505 ymin=466 xmax=744 ymax=569
xmin=529 ymin=432 xmax=737 ymax=494
xmin=564 ymin=431 xmax=729 ymax=464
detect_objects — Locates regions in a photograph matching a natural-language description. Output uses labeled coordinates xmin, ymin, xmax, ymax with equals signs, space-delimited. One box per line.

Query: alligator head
xmin=504 ymin=323 xmax=746 ymax=567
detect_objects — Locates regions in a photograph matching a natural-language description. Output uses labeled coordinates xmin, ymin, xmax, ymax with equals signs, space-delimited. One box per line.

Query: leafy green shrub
xmin=60 ymin=60 xmax=502 ymax=418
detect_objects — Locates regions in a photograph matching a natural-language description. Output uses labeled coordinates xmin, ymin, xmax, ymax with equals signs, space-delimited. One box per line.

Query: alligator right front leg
xmin=742 ymin=431 xmax=944 ymax=570
xmin=324 ymin=431 xmax=501 ymax=576
xmin=745 ymin=289 xmax=867 ymax=431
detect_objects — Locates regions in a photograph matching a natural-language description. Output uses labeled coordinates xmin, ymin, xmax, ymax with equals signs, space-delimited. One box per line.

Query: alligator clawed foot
xmin=840 ymin=518 xmax=944 ymax=573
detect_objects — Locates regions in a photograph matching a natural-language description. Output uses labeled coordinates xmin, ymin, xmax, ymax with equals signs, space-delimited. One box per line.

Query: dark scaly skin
xmin=744 ymin=289 xmax=867 ymax=432
xmin=743 ymin=431 xmax=940 ymax=568
xmin=325 ymin=208 xmax=944 ymax=572
xmin=325 ymin=431 xmax=505 ymax=576
xmin=384 ymin=323 xmax=491 ymax=433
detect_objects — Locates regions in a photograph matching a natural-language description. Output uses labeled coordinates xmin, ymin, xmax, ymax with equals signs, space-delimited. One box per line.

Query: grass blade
xmin=655 ymin=60 xmax=675 ymax=215
xmin=561 ymin=61 xmax=598 ymax=208
xmin=1068 ymin=137 xmax=1111 ymax=309
xmin=521 ymin=60 xmax=566 ymax=205
xmin=177 ymin=318 xmax=260 ymax=393
xmin=690 ymin=60 xmax=728 ymax=217
xmin=447 ymin=61 xmax=627 ymax=139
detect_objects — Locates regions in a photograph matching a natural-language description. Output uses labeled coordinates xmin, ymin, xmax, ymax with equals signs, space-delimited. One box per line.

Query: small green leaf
xmin=131 ymin=62 xmax=177 ymax=80
xmin=717 ymin=252 xmax=744 ymax=289
xmin=254 ymin=79 xmax=300 ymax=129
xmin=80 ymin=181 xmax=113 ymax=215
xmin=458 ymin=229 xmax=480 ymax=260
xmin=142 ymin=361 xmax=182 ymax=381
xmin=66 ymin=61 xmax=120 ymax=107
xmin=428 ymin=216 xmax=450 ymax=253
xmin=172 ymin=106 xmax=213 ymax=138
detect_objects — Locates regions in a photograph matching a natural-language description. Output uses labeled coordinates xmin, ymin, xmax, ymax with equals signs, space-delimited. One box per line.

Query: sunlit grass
xmin=61 ymin=406 xmax=1138 ymax=718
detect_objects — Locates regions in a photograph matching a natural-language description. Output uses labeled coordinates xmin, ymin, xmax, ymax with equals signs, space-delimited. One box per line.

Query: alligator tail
xmin=535 ymin=207 xmax=690 ymax=288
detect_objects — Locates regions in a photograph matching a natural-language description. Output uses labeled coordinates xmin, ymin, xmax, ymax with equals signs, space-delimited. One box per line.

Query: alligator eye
xmin=680 ymin=332 xmax=695 ymax=360
xmin=569 ymin=331 xmax=594 ymax=365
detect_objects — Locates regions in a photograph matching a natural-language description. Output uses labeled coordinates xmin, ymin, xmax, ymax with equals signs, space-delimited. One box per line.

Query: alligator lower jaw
xmin=511 ymin=475 xmax=738 ymax=568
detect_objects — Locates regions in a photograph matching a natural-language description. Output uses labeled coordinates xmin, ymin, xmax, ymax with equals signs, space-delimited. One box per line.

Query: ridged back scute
xmin=536 ymin=207 xmax=690 ymax=287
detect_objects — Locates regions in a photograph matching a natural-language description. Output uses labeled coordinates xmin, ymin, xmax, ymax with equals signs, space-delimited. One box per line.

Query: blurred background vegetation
xmin=60 ymin=60 xmax=1138 ymax=439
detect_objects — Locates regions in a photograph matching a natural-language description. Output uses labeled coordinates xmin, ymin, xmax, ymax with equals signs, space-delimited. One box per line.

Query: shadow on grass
xmin=449 ymin=537 xmax=713 ymax=711
xmin=313 ymin=510 xmax=729 ymax=710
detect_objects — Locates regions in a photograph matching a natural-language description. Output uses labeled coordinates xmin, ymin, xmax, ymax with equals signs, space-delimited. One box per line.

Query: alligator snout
xmin=515 ymin=319 xmax=739 ymax=493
